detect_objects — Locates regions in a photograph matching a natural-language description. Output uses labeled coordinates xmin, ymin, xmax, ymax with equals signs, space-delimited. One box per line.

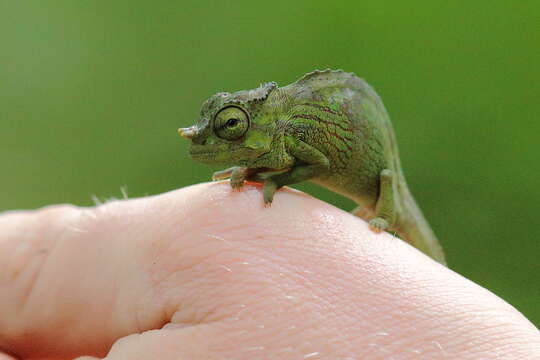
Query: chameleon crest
xmin=179 ymin=70 xmax=446 ymax=265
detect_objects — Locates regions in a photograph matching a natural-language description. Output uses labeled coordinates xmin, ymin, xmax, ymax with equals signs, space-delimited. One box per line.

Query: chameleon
xmin=178 ymin=69 xmax=446 ymax=265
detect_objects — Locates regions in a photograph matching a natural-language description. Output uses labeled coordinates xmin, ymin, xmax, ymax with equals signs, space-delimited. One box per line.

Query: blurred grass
xmin=1 ymin=1 xmax=539 ymax=325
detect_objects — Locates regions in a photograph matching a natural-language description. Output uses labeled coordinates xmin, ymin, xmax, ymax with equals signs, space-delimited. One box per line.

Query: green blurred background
xmin=1 ymin=1 xmax=538 ymax=325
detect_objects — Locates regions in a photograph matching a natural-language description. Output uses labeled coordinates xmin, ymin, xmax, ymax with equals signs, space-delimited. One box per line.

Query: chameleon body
xmin=179 ymin=70 xmax=446 ymax=265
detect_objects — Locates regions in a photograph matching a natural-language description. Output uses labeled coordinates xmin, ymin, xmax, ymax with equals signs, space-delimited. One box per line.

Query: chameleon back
xmin=281 ymin=69 xmax=403 ymax=208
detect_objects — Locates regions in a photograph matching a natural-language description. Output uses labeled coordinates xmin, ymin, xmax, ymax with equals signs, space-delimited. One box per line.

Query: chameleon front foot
xmin=263 ymin=180 xmax=278 ymax=206
xmin=212 ymin=167 xmax=252 ymax=191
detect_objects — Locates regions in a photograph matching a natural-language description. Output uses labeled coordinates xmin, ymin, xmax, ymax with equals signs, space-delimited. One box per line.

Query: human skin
xmin=0 ymin=183 xmax=538 ymax=359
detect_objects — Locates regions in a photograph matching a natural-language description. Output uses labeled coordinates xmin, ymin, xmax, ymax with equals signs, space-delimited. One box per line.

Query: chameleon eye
xmin=225 ymin=118 xmax=239 ymax=127
xmin=214 ymin=106 xmax=249 ymax=140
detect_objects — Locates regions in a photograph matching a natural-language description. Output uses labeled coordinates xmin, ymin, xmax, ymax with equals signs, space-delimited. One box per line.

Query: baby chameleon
xmin=178 ymin=69 xmax=446 ymax=265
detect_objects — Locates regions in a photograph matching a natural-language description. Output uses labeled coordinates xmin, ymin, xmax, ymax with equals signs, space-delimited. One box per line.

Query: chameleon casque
xmin=179 ymin=69 xmax=446 ymax=265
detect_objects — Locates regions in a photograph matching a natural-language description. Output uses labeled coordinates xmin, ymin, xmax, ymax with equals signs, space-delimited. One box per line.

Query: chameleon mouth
xmin=189 ymin=148 xmax=220 ymax=161
xmin=189 ymin=144 xmax=247 ymax=164
xmin=189 ymin=144 xmax=231 ymax=156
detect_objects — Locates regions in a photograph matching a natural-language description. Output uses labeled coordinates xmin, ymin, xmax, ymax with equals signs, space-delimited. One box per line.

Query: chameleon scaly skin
xmin=178 ymin=70 xmax=446 ymax=265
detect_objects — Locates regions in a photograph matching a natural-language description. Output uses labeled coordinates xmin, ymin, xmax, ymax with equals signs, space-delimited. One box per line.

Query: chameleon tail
xmin=397 ymin=192 xmax=447 ymax=265
xmin=365 ymin=82 xmax=447 ymax=266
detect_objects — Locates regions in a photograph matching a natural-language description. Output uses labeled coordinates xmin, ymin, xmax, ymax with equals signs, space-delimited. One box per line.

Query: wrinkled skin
xmin=179 ymin=69 xmax=446 ymax=265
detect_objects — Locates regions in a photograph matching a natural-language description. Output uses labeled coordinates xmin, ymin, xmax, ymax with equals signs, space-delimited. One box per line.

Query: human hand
xmin=1 ymin=183 xmax=538 ymax=359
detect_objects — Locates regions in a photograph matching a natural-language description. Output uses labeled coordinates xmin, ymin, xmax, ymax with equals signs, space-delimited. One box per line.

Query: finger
xmin=1 ymin=182 xmax=539 ymax=360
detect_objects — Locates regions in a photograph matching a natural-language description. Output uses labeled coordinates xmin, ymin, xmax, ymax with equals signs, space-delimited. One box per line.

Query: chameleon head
xmin=178 ymin=82 xmax=279 ymax=167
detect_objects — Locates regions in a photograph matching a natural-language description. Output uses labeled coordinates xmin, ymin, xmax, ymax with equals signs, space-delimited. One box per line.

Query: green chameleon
xmin=178 ymin=69 xmax=446 ymax=265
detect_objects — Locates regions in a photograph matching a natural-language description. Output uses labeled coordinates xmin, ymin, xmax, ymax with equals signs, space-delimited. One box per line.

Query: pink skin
xmin=0 ymin=183 xmax=538 ymax=360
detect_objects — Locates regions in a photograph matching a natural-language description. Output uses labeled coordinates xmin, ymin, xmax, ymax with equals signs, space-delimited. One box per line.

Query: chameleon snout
xmin=178 ymin=126 xmax=198 ymax=139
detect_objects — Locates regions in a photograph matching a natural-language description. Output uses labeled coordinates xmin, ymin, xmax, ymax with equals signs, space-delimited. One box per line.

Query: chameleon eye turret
xmin=213 ymin=106 xmax=249 ymax=140
xmin=178 ymin=69 xmax=447 ymax=265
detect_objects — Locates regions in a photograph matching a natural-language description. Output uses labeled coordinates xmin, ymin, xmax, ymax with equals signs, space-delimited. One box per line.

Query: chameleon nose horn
xmin=178 ymin=126 xmax=198 ymax=139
